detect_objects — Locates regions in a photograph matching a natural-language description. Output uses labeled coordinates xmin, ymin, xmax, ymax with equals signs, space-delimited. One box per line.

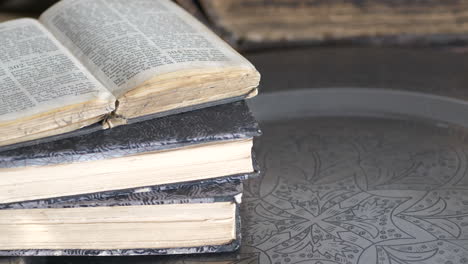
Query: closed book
xmin=198 ymin=0 xmax=468 ymax=49
xmin=0 ymin=179 xmax=243 ymax=256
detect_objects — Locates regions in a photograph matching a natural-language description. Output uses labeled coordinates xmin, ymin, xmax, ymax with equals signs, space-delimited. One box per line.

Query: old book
xmin=199 ymin=0 xmax=468 ymax=48
xmin=0 ymin=0 xmax=260 ymax=148
xmin=0 ymin=179 xmax=243 ymax=256
xmin=0 ymin=101 xmax=259 ymax=204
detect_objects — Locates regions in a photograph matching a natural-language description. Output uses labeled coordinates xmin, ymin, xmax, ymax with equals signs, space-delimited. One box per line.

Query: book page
xmin=39 ymin=0 xmax=256 ymax=98
xmin=0 ymin=19 xmax=114 ymax=123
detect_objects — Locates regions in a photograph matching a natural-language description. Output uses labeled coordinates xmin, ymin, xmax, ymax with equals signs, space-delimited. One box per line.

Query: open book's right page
xmin=39 ymin=0 xmax=256 ymax=98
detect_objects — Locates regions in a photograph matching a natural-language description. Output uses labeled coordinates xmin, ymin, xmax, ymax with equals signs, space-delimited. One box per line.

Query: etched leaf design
xmin=384 ymin=246 xmax=438 ymax=262
xmin=248 ymin=221 xmax=278 ymax=242
xmin=424 ymin=218 xmax=461 ymax=238
xmin=341 ymin=220 xmax=380 ymax=238
xmin=404 ymin=198 xmax=446 ymax=216
xmin=315 ymin=239 xmax=350 ymax=258
xmin=274 ymin=229 xmax=314 ymax=254
xmin=254 ymin=203 xmax=290 ymax=221
xmin=352 ymin=201 xmax=385 ymax=219
xmin=275 ymin=185 xmax=321 ymax=215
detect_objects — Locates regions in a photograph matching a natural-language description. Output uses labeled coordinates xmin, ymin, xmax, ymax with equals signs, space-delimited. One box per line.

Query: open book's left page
xmin=0 ymin=19 xmax=115 ymax=147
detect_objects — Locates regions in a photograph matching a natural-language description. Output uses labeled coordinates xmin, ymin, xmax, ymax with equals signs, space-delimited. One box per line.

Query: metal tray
xmin=3 ymin=87 xmax=467 ymax=264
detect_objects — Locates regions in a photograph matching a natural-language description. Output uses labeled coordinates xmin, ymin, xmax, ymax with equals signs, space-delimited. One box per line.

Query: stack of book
xmin=0 ymin=0 xmax=260 ymax=257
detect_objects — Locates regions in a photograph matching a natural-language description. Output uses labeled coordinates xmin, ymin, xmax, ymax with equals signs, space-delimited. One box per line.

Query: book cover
xmin=0 ymin=101 xmax=260 ymax=167
xmin=0 ymin=101 xmax=260 ymax=204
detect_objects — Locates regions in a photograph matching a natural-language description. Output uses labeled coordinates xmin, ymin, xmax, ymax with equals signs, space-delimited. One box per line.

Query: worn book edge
xmin=0 ymin=205 xmax=242 ymax=256
xmin=0 ymin=94 xmax=256 ymax=152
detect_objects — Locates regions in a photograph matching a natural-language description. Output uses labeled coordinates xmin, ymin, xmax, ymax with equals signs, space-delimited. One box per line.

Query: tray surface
xmin=5 ymin=88 xmax=467 ymax=264
xmin=236 ymin=89 xmax=468 ymax=264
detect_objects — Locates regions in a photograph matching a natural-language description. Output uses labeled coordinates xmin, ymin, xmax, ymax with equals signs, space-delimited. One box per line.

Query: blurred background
xmin=1 ymin=0 xmax=468 ymax=96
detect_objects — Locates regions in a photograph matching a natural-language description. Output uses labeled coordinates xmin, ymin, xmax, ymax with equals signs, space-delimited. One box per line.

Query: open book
xmin=0 ymin=0 xmax=260 ymax=147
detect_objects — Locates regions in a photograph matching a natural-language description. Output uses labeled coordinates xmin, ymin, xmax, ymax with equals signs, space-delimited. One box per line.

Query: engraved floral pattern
xmin=238 ymin=118 xmax=468 ymax=264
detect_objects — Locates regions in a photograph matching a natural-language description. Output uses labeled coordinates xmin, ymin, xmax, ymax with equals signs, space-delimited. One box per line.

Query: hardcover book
xmin=0 ymin=101 xmax=260 ymax=204
xmin=0 ymin=179 xmax=244 ymax=256
xmin=197 ymin=0 xmax=468 ymax=49
xmin=0 ymin=0 xmax=260 ymax=148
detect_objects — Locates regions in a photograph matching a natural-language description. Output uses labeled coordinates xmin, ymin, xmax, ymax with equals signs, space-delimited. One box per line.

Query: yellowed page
xmin=0 ymin=203 xmax=236 ymax=250
xmin=39 ymin=0 xmax=256 ymax=98
xmin=0 ymin=18 xmax=115 ymax=124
